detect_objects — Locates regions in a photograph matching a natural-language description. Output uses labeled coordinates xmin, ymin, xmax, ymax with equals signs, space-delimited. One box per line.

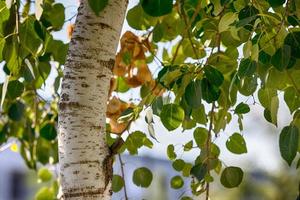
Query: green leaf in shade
xmin=226 ymin=133 xmax=247 ymax=154
xmin=267 ymin=0 xmax=286 ymax=7
xmin=20 ymin=18 xmax=43 ymax=55
xmin=184 ymin=80 xmax=202 ymax=108
xmin=8 ymin=101 xmax=25 ymax=121
xmin=284 ymin=87 xmax=300 ymax=113
xmin=170 ymin=176 xmax=184 ymax=189
xmin=167 ymin=144 xmax=177 ymax=160
xmin=172 ymin=159 xmax=185 ymax=171
xmin=112 ymin=175 xmax=124 ymax=192
xmin=191 ymin=104 xmax=207 ymax=125
xmin=271 ymin=45 xmax=291 ymax=71
xmin=279 ymin=125 xmax=299 ymax=166
xmin=238 ymin=58 xmax=257 ymax=78
xmin=201 ymin=78 xmax=221 ymax=103
xmin=153 ymin=23 xmax=164 ymax=42
xmin=88 ymin=0 xmax=108 ymax=16
xmin=190 ymin=163 xmax=207 ymax=181
xmin=284 ymin=31 xmax=300 ymax=59
xmin=160 ymin=104 xmax=184 ymax=131
xmin=220 ymin=166 xmax=244 ymax=188
xmin=193 ymin=127 xmax=208 ymax=148
xmin=132 ymin=167 xmax=153 ymax=188
xmin=234 ymin=103 xmax=250 ymax=114
xmin=238 ymin=76 xmax=258 ymax=96
xmin=204 ymin=65 xmax=224 ymax=87
xmin=7 ymin=80 xmax=24 ymax=99
xmin=141 ymin=0 xmax=173 ymax=17
xmin=40 ymin=123 xmax=57 ymax=141
xmin=152 ymin=96 xmax=163 ymax=116
xmin=237 ymin=5 xmax=259 ymax=30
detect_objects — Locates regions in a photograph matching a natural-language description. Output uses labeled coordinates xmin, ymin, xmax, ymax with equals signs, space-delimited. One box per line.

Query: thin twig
xmin=118 ymin=154 xmax=128 ymax=200
xmin=205 ymin=102 xmax=215 ymax=200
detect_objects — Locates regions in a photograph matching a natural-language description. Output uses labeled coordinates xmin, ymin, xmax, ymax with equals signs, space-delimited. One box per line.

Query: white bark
xmin=58 ymin=0 xmax=127 ymax=199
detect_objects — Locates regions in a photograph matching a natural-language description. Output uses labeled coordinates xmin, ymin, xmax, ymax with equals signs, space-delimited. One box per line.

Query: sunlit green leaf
xmin=133 ymin=167 xmax=153 ymax=187
xmin=220 ymin=166 xmax=244 ymax=188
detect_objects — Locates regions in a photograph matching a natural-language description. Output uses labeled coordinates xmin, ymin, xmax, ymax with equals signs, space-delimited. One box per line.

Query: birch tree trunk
xmin=58 ymin=0 xmax=127 ymax=199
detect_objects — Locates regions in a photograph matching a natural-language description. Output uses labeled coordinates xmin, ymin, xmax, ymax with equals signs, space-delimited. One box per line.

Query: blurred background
xmin=0 ymin=0 xmax=299 ymax=199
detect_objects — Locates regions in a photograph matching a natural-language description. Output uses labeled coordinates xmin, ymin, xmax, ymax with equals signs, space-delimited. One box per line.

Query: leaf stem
xmin=205 ymin=102 xmax=215 ymax=200
xmin=118 ymin=154 xmax=129 ymax=200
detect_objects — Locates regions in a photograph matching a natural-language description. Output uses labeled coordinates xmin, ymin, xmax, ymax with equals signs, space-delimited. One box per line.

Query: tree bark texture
xmin=58 ymin=0 xmax=127 ymax=199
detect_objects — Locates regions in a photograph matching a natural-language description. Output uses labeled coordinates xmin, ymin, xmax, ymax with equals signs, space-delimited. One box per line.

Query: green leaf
xmin=279 ymin=125 xmax=299 ymax=166
xmin=191 ymin=104 xmax=207 ymax=125
xmin=112 ymin=175 xmax=124 ymax=192
xmin=184 ymin=80 xmax=202 ymax=108
xmin=3 ymin=39 xmax=22 ymax=76
xmin=184 ymin=140 xmax=193 ymax=151
xmin=126 ymin=4 xmax=156 ymax=30
xmin=152 ymin=96 xmax=163 ymax=116
xmin=267 ymin=0 xmax=286 ymax=7
xmin=0 ymin=37 xmax=5 ymax=61
xmin=238 ymin=58 xmax=257 ymax=78
xmin=8 ymin=101 xmax=25 ymax=121
xmin=35 ymin=187 xmax=54 ymax=200
xmin=204 ymin=65 xmax=224 ymax=87
xmin=167 ymin=144 xmax=177 ymax=160
xmin=172 ymin=159 xmax=185 ymax=171
xmin=271 ymin=45 xmax=291 ymax=71
xmin=193 ymin=127 xmax=208 ymax=148
xmin=284 ymin=31 xmax=300 ymax=59
xmin=190 ymin=163 xmax=207 ymax=181
xmin=160 ymin=104 xmax=184 ymax=131
xmin=170 ymin=176 xmax=184 ymax=189
xmin=40 ymin=123 xmax=57 ymax=141
xmin=219 ymin=12 xmax=237 ymax=33
xmin=116 ymin=77 xmax=129 ymax=93
xmin=182 ymin=163 xmax=192 ymax=177
xmin=88 ymin=0 xmax=108 ymax=16
xmin=234 ymin=103 xmax=250 ymax=114
xmin=38 ymin=167 xmax=52 ymax=182
xmin=238 ymin=76 xmax=257 ymax=96
xmin=125 ymin=131 xmax=153 ymax=155
xmin=7 ymin=80 xmax=24 ymax=99
xmin=141 ymin=0 xmax=173 ymax=17
xmin=132 ymin=167 xmax=153 ymax=188
xmin=220 ymin=166 xmax=244 ymax=188
xmin=237 ymin=5 xmax=259 ymax=30
xmin=42 ymin=3 xmax=65 ymax=30
xmin=284 ymin=87 xmax=300 ymax=113
xmin=226 ymin=133 xmax=247 ymax=154
xmin=201 ymin=78 xmax=221 ymax=103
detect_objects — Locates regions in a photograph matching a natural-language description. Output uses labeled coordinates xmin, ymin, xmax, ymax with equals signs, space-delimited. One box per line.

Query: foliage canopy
xmin=0 ymin=0 xmax=300 ymax=199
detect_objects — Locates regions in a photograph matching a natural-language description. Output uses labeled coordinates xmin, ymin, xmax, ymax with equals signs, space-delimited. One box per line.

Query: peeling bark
xmin=58 ymin=0 xmax=127 ymax=199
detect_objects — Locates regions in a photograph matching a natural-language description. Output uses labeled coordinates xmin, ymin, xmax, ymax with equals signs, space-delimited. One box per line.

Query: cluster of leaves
xmin=0 ymin=0 xmax=67 ymax=170
xmin=109 ymin=0 xmax=300 ymax=198
xmin=0 ymin=0 xmax=300 ymax=199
